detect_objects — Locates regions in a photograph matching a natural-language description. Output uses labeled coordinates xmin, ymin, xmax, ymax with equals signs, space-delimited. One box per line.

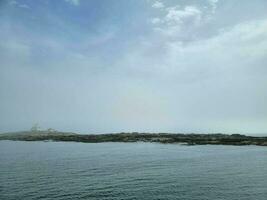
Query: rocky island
xmin=1 ymin=130 xmax=267 ymax=146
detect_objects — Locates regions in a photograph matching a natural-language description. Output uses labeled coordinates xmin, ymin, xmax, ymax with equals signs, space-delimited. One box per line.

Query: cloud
xmin=8 ymin=0 xmax=30 ymax=9
xmin=151 ymin=5 xmax=203 ymax=38
xmin=164 ymin=19 xmax=267 ymax=77
xmin=152 ymin=1 xmax=164 ymax=9
xmin=151 ymin=17 xmax=162 ymax=24
xmin=150 ymin=0 xmax=223 ymax=41
xmin=165 ymin=6 xmax=202 ymax=25
xmin=65 ymin=0 xmax=80 ymax=6
xmin=19 ymin=4 xmax=30 ymax=9
xmin=8 ymin=0 xmax=17 ymax=6
xmin=114 ymin=19 xmax=267 ymax=133
xmin=208 ymin=0 xmax=219 ymax=13
xmin=118 ymin=18 xmax=267 ymax=88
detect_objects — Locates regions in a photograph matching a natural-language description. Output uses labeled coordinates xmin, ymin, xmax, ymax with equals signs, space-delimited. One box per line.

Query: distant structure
xmin=30 ymin=124 xmax=57 ymax=133
xmin=47 ymin=128 xmax=57 ymax=133
xmin=31 ymin=123 xmax=40 ymax=132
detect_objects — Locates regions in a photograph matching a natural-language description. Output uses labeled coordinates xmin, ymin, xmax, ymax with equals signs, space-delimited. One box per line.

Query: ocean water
xmin=0 ymin=141 xmax=267 ymax=200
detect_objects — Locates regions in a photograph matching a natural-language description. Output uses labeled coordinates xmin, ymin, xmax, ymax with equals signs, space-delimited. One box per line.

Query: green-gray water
xmin=0 ymin=141 xmax=267 ymax=200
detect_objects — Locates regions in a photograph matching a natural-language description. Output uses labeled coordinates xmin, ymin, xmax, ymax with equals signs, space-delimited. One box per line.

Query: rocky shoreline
xmin=1 ymin=131 xmax=267 ymax=146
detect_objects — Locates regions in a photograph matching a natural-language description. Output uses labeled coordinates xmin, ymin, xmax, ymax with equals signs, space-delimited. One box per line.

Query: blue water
xmin=0 ymin=141 xmax=267 ymax=200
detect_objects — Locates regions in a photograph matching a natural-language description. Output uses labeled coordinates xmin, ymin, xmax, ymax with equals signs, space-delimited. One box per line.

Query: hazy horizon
xmin=1 ymin=126 xmax=267 ymax=136
xmin=1 ymin=0 xmax=267 ymax=134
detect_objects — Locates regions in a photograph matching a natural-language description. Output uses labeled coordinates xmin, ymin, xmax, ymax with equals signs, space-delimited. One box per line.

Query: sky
xmin=0 ymin=0 xmax=267 ymax=134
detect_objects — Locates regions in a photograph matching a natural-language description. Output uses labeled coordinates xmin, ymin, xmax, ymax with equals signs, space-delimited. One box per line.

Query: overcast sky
xmin=0 ymin=0 xmax=267 ymax=134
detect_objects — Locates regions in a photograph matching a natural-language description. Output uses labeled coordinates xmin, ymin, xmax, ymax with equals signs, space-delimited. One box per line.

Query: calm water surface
xmin=0 ymin=141 xmax=267 ymax=200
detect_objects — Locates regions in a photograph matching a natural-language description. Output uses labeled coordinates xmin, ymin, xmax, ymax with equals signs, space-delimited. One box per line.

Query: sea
xmin=0 ymin=141 xmax=267 ymax=200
